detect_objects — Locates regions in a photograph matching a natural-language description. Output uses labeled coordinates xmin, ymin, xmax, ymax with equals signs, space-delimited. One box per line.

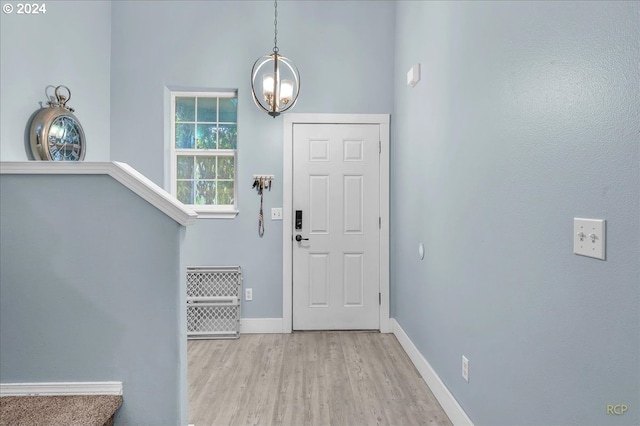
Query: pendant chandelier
xmin=251 ymin=0 xmax=300 ymax=117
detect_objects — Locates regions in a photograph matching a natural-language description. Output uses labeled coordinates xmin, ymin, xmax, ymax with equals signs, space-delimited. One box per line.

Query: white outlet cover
xmin=573 ymin=218 xmax=605 ymax=260
xmin=462 ymin=355 xmax=469 ymax=382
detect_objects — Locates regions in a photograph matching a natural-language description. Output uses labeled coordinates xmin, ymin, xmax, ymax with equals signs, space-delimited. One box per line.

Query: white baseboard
xmin=0 ymin=381 xmax=123 ymax=396
xmin=238 ymin=318 xmax=392 ymax=334
xmin=240 ymin=318 xmax=283 ymax=334
xmin=390 ymin=319 xmax=473 ymax=426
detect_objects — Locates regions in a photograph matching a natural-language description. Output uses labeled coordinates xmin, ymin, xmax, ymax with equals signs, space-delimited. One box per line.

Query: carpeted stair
xmin=0 ymin=395 xmax=122 ymax=426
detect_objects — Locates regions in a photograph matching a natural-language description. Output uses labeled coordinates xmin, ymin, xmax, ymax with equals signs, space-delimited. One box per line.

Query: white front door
xmin=292 ymin=123 xmax=380 ymax=330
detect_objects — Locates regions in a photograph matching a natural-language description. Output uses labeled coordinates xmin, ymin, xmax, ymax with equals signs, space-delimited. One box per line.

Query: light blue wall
xmin=0 ymin=175 xmax=186 ymax=425
xmin=391 ymin=1 xmax=639 ymax=425
xmin=0 ymin=1 xmax=111 ymax=161
xmin=110 ymin=0 xmax=395 ymax=318
xmin=3 ymin=1 xmax=637 ymax=424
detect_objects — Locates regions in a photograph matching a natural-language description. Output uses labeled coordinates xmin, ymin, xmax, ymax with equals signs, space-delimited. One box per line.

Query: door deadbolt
xmin=295 ymin=210 xmax=303 ymax=230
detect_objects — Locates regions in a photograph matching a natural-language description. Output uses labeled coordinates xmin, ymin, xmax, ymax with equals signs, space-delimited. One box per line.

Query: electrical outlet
xmin=462 ymin=355 xmax=469 ymax=382
xmin=245 ymin=288 xmax=253 ymax=301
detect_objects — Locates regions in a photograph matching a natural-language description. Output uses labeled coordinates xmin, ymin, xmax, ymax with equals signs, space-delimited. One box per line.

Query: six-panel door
xmin=292 ymin=123 xmax=380 ymax=330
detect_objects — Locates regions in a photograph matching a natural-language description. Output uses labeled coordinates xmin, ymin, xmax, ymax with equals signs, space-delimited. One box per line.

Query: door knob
xmin=295 ymin=234 xmax=309 ymax=242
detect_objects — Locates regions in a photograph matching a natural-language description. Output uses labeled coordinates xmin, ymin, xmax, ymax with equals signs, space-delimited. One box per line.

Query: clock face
xmin=48 ymin=116 xmax=83 ymax=161
xmin=30 ymin=104 xmax=86 ymax=161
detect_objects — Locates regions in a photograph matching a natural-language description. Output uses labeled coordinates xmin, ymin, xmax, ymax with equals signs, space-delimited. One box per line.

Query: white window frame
xmin=169 ymin=90 xmax=239 ymax=219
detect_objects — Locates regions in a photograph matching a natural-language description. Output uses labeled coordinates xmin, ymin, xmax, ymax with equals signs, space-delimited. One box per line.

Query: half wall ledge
xmin=0 ymin=161 xmax=198 ymax=226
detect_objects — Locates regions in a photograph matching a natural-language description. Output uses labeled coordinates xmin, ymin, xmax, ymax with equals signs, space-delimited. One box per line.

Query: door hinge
xmin=379 ymin=292 xmax=382 ymax=305
xmin=379 ymin=140 xmax=381 ymax=154
xmin=379 ymin=217 xmax=381 ymax=229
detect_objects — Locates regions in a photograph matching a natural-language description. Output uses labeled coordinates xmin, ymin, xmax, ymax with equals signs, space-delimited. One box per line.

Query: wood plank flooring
xmin=188 ymin=332 xmax=452 ymax=426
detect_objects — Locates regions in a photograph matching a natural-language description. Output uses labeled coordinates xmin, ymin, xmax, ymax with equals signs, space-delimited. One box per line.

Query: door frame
xmin=282 ymin=113 xmax=390 ymax=333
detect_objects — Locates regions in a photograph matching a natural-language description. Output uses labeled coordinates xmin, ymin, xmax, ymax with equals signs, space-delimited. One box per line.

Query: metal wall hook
xmin=252 ymin=174 xmax=274 ymax=193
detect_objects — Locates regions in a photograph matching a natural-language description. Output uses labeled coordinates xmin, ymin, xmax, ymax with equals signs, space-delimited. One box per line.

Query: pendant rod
xmin=273 ymin=0 xmax=279 ymax=53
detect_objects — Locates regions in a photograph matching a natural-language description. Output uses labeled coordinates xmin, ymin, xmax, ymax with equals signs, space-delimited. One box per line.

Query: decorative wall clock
xmin=30 ymin=85 xmax=86 ymax=161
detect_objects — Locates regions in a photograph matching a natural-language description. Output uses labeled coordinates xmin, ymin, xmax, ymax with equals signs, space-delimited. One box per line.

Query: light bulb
xmin=280 ymin=79 xmax=293 ymax=103
xmin=262 ymin=73 xmax=275 ymax=96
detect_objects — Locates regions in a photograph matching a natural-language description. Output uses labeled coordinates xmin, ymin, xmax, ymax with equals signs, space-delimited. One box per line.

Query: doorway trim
xmin=282 ymin=113 xmax=390 ymax=333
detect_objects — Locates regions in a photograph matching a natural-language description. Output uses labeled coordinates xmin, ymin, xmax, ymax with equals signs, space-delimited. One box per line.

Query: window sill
xmin=193 ymin=209 xmax=239 ymax=219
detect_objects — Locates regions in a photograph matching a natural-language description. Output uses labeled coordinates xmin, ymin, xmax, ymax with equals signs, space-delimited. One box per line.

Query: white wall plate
xmin=573 ymin=218 xmax=605 ymax=260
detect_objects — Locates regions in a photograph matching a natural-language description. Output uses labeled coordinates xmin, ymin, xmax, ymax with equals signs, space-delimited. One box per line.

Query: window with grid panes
xmin=170 ymin=91 xmax=238 ymax=218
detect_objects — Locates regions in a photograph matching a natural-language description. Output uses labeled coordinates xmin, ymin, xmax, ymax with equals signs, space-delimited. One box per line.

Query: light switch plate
xmin=574 ymin=218 xmax=605 ymax=260
xmin=271 ymin=208 xmax=282 ymax=220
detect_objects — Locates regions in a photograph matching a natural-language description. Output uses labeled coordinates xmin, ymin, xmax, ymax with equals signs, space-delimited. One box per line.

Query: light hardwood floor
xmin=188 ymin=331 xmax=452 ymax=426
